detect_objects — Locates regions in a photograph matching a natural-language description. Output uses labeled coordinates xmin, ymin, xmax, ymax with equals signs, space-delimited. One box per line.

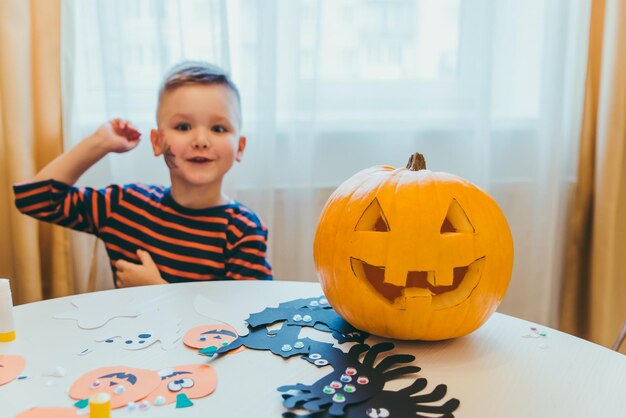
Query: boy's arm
xmin=33 ymin=119 xmax=141 ymax=185
xmin=225 ymin=212 xmax=273 ymax=281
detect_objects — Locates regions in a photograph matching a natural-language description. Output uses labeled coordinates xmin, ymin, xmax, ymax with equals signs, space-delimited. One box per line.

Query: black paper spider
xmin=278 ymin=342 xmax=420 ymax=416
xmin=214 ymin=322 xmax=337 ymax=359
xmin=247 ymin=303 xmax=368 ymax=343
xmin=281 ymin=376 xmax=459 ymax=417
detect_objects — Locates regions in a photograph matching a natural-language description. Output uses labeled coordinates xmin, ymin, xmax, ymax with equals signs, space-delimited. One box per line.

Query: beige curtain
xmin=0 ymin=0 xmax=74 ymax=304
xmin=560 ymin=0 xmax=626 ymax=350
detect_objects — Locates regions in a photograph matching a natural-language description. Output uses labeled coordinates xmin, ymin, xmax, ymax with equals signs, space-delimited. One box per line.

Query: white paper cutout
xmin=194 ymin=294 xmax=255 ymax=336
xmin=95 ymin=309 xmax=182 ymax=350
xmin=54 ymin=295 xmax=141 ymax=329
xmin=42 ymin=366 xmax=67 ymax=378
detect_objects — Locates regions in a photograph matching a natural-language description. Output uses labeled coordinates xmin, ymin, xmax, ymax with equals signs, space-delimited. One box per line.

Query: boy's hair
xmin=157 ymin=61 xmax=242 ymax=127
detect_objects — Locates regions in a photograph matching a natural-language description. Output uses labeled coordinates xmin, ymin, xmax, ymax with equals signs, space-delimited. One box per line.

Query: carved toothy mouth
xmin=350 ymin=257 xmax=485 ymax=310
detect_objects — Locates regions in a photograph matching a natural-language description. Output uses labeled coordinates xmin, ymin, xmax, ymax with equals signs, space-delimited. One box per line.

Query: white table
xmin=1 ymin=281 xmax=625 ymax=417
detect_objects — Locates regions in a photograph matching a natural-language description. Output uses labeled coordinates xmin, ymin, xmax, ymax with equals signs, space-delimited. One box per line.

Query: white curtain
xmin=61 ymin=0 xmax=590 ymax=327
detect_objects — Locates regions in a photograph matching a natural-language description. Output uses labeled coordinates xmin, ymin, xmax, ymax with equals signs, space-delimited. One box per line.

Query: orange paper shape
xmin=15 ymin=407 xmax=78 ymax=418
xmin=69 ymin=366 xmax=161 ymax=409
xmin=0 ymin=354 xmax=26 ymax=385
xmin=147 ymin=364 xmax=217 ymax=405
xmin=183 ymin=324 xmax=239 ymax=350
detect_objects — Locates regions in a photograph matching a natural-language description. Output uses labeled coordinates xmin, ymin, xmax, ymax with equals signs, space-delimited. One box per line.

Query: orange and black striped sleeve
xmin=224 ymin=206 xmax=273 ymax=281
xmin=13 ymin=179 xmax=112 ymax=235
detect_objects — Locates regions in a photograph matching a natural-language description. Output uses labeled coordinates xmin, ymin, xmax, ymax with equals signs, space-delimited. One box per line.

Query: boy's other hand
xmin=114 ymin=249 xmax=167 ymax=287
xmin=94 ymin=118 xmax=142 ymax=153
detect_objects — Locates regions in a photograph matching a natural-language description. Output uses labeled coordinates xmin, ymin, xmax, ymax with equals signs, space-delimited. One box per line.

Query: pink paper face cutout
xmin=183 ymin=324 xmax=239 ymax=350
xmin=69 ymin=366 xmax=161 ymax=409
xmin=0 ymin=354 xmax=26 ymax=385
xmin=147 ymin=364 xmax=217 ymax=405
xmin=15 ymin=407 xmax=78 ymax=418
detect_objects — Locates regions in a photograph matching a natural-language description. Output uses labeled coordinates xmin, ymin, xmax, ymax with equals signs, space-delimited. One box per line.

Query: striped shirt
xmin=13 ymin=180 xmax=273 ymax=284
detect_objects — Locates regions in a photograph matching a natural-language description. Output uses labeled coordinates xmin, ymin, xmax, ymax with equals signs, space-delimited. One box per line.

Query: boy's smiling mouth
xmin=187 ymin=156 xmax=214 ymax=163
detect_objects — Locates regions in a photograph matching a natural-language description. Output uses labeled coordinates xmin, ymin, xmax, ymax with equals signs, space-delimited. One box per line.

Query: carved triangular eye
xmin=355 ymin=198 xmax=390 ymax=232
xmin=440 ymin=199 xmax=475 ymax=233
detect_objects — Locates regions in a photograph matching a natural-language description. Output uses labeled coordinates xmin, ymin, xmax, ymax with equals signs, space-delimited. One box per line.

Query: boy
xmin=14 ymin=61 xmax=273 ymax=287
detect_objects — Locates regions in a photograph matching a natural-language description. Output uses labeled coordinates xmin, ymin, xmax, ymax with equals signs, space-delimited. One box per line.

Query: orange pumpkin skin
xmin=314 ymin=156 xmax=514 ymax=341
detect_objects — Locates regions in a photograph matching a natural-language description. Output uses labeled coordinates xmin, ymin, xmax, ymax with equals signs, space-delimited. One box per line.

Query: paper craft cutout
xmin=183 ymin=324 xmax=239 ymax=350
xmin=15 ymin=407 xmax=79 ymax=418
xmin=282 ymin=377 xmax=460 ymax=418
xmin=216 ymin=323 xmax=322 ymax=359
xmin=0 ymin=354 xmax=26 ymax=385
xmin=74 ymin=399 xmax=88 ymax=409
xmin=246 ymin=298 xmax=368 ymax=343
xmin=194 ymin=294 xmax=261 ymax=337
xmin=69 ymin=366 xmax=161 ymax=409
xmin=176 ymin=393 xmax=194 ymax=408
xmin=54 ymin=295 xmax=141 ymax=329
xmin=146 ymin=364 xmax=217 ymax=405
xmin=95 ymin=309 xmax=182 ymax=350
xmin=42 ymin=366 xmax=67 ymax=378
xmin=278 ymin=342 xmax=421 ymax=416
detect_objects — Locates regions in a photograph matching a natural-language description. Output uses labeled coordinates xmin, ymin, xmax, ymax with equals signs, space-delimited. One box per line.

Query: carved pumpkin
xmin=314 ymin=152 xmax=514 ymax=340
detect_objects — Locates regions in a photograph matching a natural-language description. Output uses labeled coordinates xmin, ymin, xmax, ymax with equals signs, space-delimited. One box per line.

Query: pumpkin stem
xmin=406 ymin=152 xmax=426 ymax=171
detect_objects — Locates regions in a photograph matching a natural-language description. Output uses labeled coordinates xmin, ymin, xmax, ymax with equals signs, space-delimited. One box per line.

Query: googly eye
xmin=309 ymin=353 xmax=322 ymax=360
xmin=167 ymin=382 xmax=183 ymax=392
xmin=179 ymin=378 xmax=195 ymax=389
xmin=314 ymin=359 xmax=329 ymax=366
xmin=332 ymin=393 xmax=346 ymax=403
xmin=330 ymin=381 xmax=342 ymax=389
xmin=357 ymin=376 xmax=369 ymax=385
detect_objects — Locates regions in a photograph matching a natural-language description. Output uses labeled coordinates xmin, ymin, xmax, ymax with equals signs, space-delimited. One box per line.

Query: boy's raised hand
xmin=95 ymin=118 xmax=142 ymax=153
xmin=114 ymin=249 xmax=168 ymax=288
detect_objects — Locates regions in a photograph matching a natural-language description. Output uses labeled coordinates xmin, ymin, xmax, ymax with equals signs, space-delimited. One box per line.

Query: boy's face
xmin=151 ymin=84 xmax=245 ymax=191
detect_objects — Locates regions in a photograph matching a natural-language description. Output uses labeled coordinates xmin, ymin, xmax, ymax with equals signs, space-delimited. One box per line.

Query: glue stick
xmin=89 ymin=392 xmax=111 ymax=418
xmin=0 ymin=278 xmax=16 ymax=342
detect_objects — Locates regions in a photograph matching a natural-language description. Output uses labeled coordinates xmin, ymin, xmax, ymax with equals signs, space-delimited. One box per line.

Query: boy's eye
xmin=211 ymin=125 xmax=227 ymax=133
xmin=175 ymin=123 xmax=192 ymax=132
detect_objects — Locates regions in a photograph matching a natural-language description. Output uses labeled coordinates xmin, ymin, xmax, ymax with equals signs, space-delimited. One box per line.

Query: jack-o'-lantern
xmin=147 ymin=364 xmax=217 ymax=405
xmin=0 ymin=354 xmax=25 ymax=385
xmin=69 ymin=366 xmax=161 ymax=409
xmin=314 ymin=152 xmax=514 ymax=340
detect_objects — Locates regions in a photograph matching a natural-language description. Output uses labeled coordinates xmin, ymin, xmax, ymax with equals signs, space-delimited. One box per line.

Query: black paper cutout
xmin=215 ymin=323 xmax=318 ymax=359
xmin=278 ymin=342 xmax=421 ymax=416
xmin=282 ymin=377 xmax=460 ymax=417
xmin=246 ymin=300 xmax=368 ymax=343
